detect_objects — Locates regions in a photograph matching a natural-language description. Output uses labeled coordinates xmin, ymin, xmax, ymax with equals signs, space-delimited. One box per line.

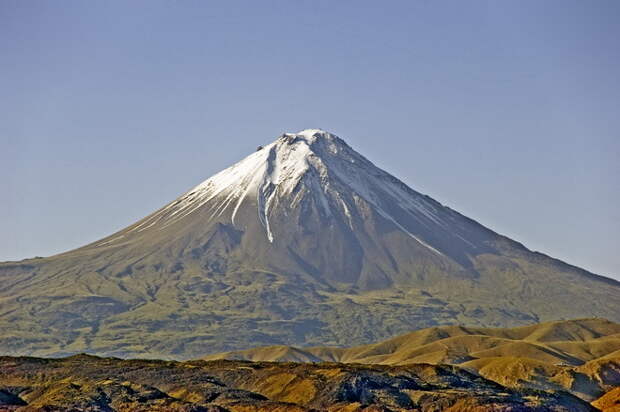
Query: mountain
xmin=205 ymin=318 xmax=620 ymax=402
xmin=1 ymin=129 xmax=619 ymax=358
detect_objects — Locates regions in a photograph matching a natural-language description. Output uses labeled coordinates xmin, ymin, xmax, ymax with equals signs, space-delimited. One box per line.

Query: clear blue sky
xmin=1 ymin=1 xmax=619 ymax=279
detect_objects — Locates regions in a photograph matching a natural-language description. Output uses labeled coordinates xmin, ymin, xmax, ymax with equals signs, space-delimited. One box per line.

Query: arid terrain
xmin=0 ymin=355 xmax=600 ymax=411
xmin=207 ymin=318 xmax=620 ymax=403
xmin=1 ymin=319 xmax=619 ymax=411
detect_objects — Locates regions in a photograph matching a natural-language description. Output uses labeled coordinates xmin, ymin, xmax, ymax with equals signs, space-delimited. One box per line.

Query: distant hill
xmin=205 ymin=318 xmax=620 ymax=402
xmin=1 ymin=129 xmax=619 ymax=358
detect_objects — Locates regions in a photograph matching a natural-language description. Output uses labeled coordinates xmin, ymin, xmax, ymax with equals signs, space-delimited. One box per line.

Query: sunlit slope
xmin=207 ymin=318 xmax=620 ymax=365
xmin=593 ymin=387 xmax=620 ymax=412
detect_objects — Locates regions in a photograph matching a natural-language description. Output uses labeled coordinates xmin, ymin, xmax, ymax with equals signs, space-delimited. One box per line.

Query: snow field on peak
xmin=120 ymin=130 xmax=447 ymax=254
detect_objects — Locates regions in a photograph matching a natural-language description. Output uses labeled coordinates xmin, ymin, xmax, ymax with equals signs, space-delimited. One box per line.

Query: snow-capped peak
xmin=123 ymin=129 xmax=444 ymax=254
xmin=279 ymin=129 xmax=342 ymax=152
xmin=289 ymin=128 xmax=330 ymax=140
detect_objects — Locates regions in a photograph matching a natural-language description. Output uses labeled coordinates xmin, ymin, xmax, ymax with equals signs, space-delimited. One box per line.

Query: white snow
xmin=96 ymin=234 xmax=125 ymax=247
xmin=121 ymin=129 xmax=452 ymax=254
xmin=296 ymin=128 xmax=327 ymax=140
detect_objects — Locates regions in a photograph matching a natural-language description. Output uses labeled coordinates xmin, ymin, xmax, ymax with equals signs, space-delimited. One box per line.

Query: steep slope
xmin=1 ymin=129 xmax=619 ymax=358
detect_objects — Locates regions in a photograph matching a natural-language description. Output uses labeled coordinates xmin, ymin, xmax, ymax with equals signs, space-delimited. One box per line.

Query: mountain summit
xmin=102 ymin=128 xmax=449 ymax=250
xmin=84 ymin=128 xmax=496 ymax=288
xmin=1 ymin=129 xmax=619 ymax=358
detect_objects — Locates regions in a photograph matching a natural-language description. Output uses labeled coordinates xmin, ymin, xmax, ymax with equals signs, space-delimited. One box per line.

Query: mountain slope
xmin=1 ymin=129 xmax=619 ymax=358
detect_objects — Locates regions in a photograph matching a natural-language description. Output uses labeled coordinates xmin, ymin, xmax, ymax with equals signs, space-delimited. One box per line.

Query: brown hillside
xmin=206 ymin=318 xmax=620 ymax=402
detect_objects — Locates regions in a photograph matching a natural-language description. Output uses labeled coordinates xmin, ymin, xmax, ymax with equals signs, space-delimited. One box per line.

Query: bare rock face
xmin=1 ymin=129 xmax=619 ymax=358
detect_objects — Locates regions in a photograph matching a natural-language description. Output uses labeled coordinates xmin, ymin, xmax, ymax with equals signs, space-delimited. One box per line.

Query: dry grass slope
xmin=206 ymin=318 xmax=620 ymax=403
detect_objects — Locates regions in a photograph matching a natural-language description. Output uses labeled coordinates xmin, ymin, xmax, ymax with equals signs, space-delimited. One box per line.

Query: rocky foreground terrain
xmin=206 ymin=318 xmax=620 ymax=403
xmin=0 ymin=355 xmax=602 ymax=411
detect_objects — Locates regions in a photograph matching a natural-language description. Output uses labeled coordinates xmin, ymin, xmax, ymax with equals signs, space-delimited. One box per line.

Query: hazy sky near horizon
xmin=1 ymin=1 xmax=619 ymax=279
